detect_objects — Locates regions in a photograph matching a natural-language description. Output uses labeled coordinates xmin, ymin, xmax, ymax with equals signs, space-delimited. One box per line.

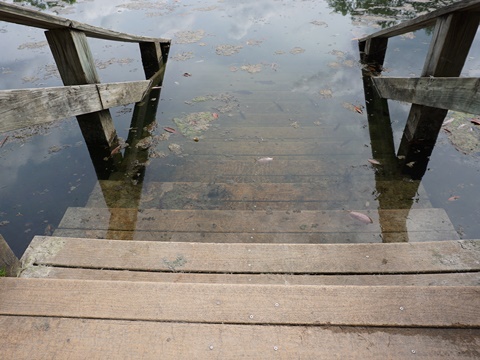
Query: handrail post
xmin=45 ymin=29 xmax=119 ymax=153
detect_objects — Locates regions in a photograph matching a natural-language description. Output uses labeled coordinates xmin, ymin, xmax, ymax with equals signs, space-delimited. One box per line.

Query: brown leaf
xmin=368 ymin=158 xmax=381 ymax=166
xmin=448 ymin=196 xmax=460 ymax=202
xmin=163 ymin=127 xmax=178 ymax=134
xmin=212 ymin=113 xmax=219 ymax=119
xmin=349 ymin=211 xmax=373 ymax=224
xmin=470 ymin=118 xmax=480 ymax=125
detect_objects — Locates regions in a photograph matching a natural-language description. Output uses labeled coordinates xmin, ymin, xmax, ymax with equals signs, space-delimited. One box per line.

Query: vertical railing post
xmin=45 ymin=29 xmax=119 ymax=153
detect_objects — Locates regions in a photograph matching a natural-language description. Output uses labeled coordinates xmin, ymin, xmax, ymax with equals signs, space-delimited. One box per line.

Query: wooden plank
xmin=51 ymin=228 xmax=456 ymax=243
xmin=0 ymin=2 xmax=169 ymax=43
xmin=0 ymin=81 xmax=150 ymax=133
xmin=360 ymin=37 xmax=388 ymax=65
xmin=358 ymin=0 xmax=480 ymax=41
xmin=140 ymin=42 xmax=170 ymax=79
xmin=20 ymin=266 xmax=480 ymax=286
xmin=1 ymin=316 xmax=479 ymax=360
xmin=1 ymin=278 xmax=479 ymax=327
xmin=22 ymin=237 xmax=478 ymax=274
xmin=0 ymin=235 xmax=19 ymax=277
xmin=56 ymin=207 xmax=457 ymax=235
xmin=373 ymin=77 xmax=480 ymax=115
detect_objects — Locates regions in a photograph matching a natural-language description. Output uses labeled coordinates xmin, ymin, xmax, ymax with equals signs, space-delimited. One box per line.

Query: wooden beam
xmin=0 ymin=81 xmax=151 ymax=133
xmin=359 ymin=37 xmax=388 ymax=66
xmin=0 ymin=2 xmax=170 ymax=44
xmin=373 ymin=77 xmax=480 ymax=115
xmin=358 ymin=0 xmax=480 ymax=42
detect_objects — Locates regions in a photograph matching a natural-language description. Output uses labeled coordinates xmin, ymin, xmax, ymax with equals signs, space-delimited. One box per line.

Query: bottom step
xmin=1 ymin=315 xmax=478 ymax=359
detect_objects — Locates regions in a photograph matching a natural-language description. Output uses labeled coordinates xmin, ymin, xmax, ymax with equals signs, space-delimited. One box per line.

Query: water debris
xmin=319 ymin=89 xmax=333 ymax=99
xmin=368 ymin=159 xmax=381 ymax=166
xmin=173 ymin=112 xmax=218 ymax=137
xmin=163 ymin=127 xmax=177 ymax=134
xmin=240 ymin=64 xmax=262 ymax=74
xmin=110 ymin=145 xmax=122 ymax=156
xmin=216 ymin=44 xmax=243 ymax=56
xmin=342 ymin=102 xmax=364 ymax=114
xmin=310 ymin=20 xmax=328 ymax=27
xmin=0 ymin=220 xmax=10 ymax=226
xmin=349 ymin=211 xmax=373 ymax=224
xmin=406 ymin=161 xmax=416 ymax=168
xmin=290 ymin=47 xmax=305 ymax=55
xmin=174 ymin=29 xmax=205 ymax=44
xmin=448 ymin=196 xmax=460 ymax=202
xmin=171 ymin=51 xmax=194 ymax=61
xmin=290 ymin=121 xmax=300 ymax=129
xmin=168 ymin=143 xmax=183 ymax=155
xmin=0 ymin=136 xmax=8 ymax=148
xmin=256 ymin=157 xmax=273 ymax=163
xmin=246 ymin=39 xmax=263 ymax=46
xmin=471 ymin=118 xmax=480 ymax=125
xmin=442 ymin=118 xmax=454 ymax=126
xmin=212 ymin=113 xmax=219 ymax=119
xmin=183 ymin=72 xmax=192 ymax=77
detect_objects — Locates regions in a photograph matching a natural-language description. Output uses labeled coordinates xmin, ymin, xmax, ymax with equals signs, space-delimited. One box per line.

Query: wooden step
xmin=20 ymin=236 xmax=480 ymax=275
xmin=53 ymin=207 xmax=459 ymax=243
xmin=6 ymin=237 xmax=479 ymax=358
xmin=2 ymin=278 xmax=480 ymax=327
xmin=0 ymin=315 xmax=478 ymax=359
xmin=85 ymin=180 xmax=432 ymax=211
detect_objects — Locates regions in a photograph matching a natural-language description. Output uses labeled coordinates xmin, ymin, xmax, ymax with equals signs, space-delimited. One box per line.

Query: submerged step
xmin=86 ymin=180 xmax=431 ymax=211
xmin=54 ymin=207 xmax=458 ymax=243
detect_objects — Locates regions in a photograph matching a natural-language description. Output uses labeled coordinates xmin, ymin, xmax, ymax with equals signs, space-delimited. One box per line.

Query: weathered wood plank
xmin=1 ymin=278 xmax=479 ymax=327
xmin=1 ymin=316 xmax=479 ymax=359
xmin=0 ymin=235 xmax=19 ymax=277
xmin=0 ymin=2 xmax=169 ymax=43
xmin=358 ymin=0 xmax=480 ymax=42
xmin=55 ymin=207 xmax=458 ymax=236
xmin=2 ymin=316 xmax=479 ymax=360
xmin=0 ymin=81 xmax=150 ymax=133
xmin=46 ymin=29 xmax=118 ymax=149
xmin=373 ymin=77 xmax=480 ymax=115
xmin=22 ymin=237 xmax=478 ymax=274
xmin=21 ymin=266 xmax=480 ymax=286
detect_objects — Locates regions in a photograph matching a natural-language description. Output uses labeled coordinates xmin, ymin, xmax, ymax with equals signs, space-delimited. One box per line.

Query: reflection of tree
xmin=327 ymin=0 xmax=456 ymax=28
xmin=13 ymin=0 xmax=76 ymax=10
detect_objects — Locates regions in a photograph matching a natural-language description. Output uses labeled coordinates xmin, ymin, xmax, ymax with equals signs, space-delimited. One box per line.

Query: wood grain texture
xmin=372 ymin=77 xmax=480 ymax=115
xmin=0 ymin=81 xmax=150 ymax=133
xmin=20 ymin=266 xmax=480 ymax=286
xmin=0 ymin=2 xmax=169 ymax=43
xmin=1 ymin=316 xmax=479 ymax=359
xmin=1 ymin=278 xmax=479 ymax=327
xmin=21 ymin=237 xmax=478 ymax=274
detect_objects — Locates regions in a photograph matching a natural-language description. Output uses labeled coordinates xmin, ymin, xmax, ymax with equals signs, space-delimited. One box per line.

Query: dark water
xmin=1 ymin=0 xmax=479 ymax=257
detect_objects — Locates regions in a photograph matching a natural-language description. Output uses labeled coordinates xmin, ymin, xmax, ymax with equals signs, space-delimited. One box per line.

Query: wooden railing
xmin=358 ymin=0 xmax=480 ymax=177
xmin=0 ymin=2 xmax=170 ymax=153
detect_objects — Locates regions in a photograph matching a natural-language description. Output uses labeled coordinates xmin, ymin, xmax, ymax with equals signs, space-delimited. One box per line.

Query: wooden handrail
xmin=0 ymin=2 xmax=170 ymax=44
xmin=358 ymin=0 xmax=480 ymax=42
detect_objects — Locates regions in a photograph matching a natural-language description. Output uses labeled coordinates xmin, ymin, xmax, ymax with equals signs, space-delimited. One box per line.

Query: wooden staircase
xmin=2 ymin=44 xmax=480 ymax=359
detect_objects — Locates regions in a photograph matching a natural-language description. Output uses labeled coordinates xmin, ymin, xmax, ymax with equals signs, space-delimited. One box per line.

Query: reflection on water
xmin=1 ymin=0 xmax=479 ymax=256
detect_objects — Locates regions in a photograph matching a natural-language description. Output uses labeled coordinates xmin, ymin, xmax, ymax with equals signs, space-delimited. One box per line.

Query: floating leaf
xmin=349 ymin=211 xmax=373 ymax=224
xmin=163 ymin=127 xmax=178 ymax=134
xmin=183 ymin=72 xmax=192 ymax=77
xmin=471 ymin=118 xmax=480 ymax=125
xmin=110 ymin=145 xmax=121 ymax=156
xmin=368 ymin=159 xmax=381 ymax=165
xmin=354 ymin=106 xmax=363 ymax=114
xmin=212 ymin=113 xmax=219 ymax=119
xmin=448 ymin=196 xmax=460 ymax=202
